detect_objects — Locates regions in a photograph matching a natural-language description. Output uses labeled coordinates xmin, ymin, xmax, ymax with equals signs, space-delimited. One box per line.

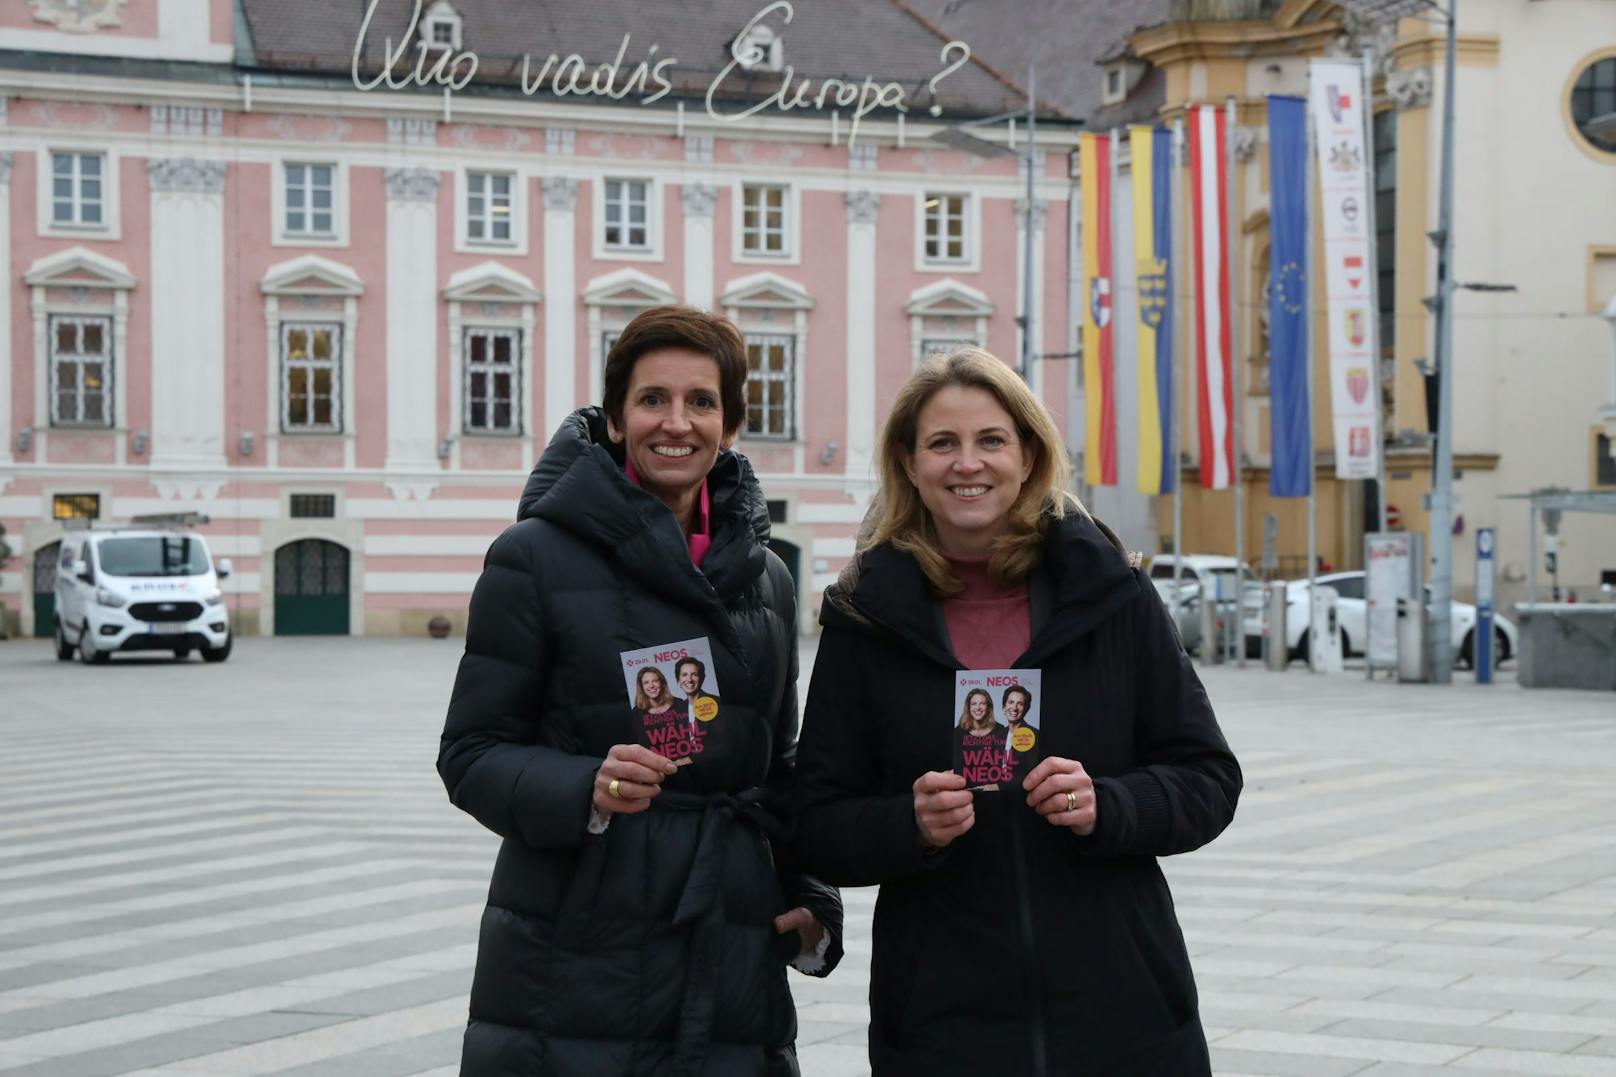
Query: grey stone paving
xmin=1 ymin=637 xmax=1613 ymax=1076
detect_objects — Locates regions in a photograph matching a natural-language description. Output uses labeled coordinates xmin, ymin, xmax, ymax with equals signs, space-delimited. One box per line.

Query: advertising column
xmin=1308 ymin=61 xmax=1381 ymax=480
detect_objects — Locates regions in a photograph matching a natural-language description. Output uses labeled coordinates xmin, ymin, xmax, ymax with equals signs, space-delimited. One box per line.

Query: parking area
xmin=1 ymin=636 xmax=1614 ymax=1076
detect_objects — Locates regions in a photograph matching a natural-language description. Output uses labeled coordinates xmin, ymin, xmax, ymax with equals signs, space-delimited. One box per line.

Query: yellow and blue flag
xmin=1131 ymin=126 xmax=1174 ymax=495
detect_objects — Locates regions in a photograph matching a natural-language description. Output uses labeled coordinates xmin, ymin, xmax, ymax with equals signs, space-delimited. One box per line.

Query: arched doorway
xmin=33 ymin=541 xmax=61 ymax=639
xmin=766 ymin=538 xmax=801 ymax=610
xmin=273 ymin=539 xmax=350 ymax=635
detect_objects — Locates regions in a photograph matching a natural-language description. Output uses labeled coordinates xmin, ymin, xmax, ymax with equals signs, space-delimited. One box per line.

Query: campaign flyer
xmin=952 ymin=668 xmax=1042 ymax=790
xmin=619 ymin=637 xmax=720 ymax=766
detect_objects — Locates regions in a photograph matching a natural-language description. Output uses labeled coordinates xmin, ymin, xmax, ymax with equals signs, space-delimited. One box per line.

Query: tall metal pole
xmin=1428 ymin=0 xmax=1459 ymax=683
xmin=1021 ymin=65 xmax=1037 ymax=382
xmin=1226 ymin=95 xmax=1246 ymax=667
xmin=1362 ymin=47 xmax=1389 ymax=541
xmin=1173 ymin=115 xmax=1186 ymax=596
xmin=1361 ymin=47 xmax=1389 ymax=680
xmin=1306 ymin=102 xmax=1318 ymax=670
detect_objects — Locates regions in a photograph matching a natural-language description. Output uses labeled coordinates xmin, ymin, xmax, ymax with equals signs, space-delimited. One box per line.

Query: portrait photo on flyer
xmin=619 ymin=636 xmax=721 ymax=766
xmin=953 ymin=668 xmax=1042 ymax=790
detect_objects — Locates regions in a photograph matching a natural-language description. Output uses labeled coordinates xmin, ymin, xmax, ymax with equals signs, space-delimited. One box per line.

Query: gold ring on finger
xmin=609 ymin=778 xmax=622 ymax=799
xmin=1065 ymin=791 xmax=1078 ymax=813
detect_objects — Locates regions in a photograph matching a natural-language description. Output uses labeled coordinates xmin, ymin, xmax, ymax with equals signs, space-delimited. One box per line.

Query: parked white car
xmin=1264 ymin=570 xmax=1517 ymax=668
xmin=1147 ymin=555 xmax=1265 ymax=654
xmin=54 ymin=528 xmax=233 ymax=664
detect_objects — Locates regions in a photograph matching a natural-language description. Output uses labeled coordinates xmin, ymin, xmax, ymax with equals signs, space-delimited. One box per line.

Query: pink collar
xmin=624 ymin=461 xmax=712 ymax=567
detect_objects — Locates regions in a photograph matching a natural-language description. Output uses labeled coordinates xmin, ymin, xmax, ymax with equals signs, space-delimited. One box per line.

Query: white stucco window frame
xmin=454 ymin=166 xmax=528 ymax=256
xmin=732 ymin=180 xmax=801 ymax=266
xmin=592 ymin=174 xmax=665 ymax=262
xmin=444 ymin=261 xmax=542 ymax=467
xmin=913 ymin=189 xmax=981 ymax=274
xmin=37 ymin=145 xmax=121 ymax=241
xmin=720 ymin=271 xmax=814 ymax=446
xmin=582 ymin=267 xmax=679 ymax=402
xmin=260 ymin=254 xmax=364 ymax=469
xmin=23 ymin=247 xmax=136 ymax=464
xmin=906 ymin=278 xmax=995 ymax=367
xmin=271 ymin=156 xmax=351 ymax=249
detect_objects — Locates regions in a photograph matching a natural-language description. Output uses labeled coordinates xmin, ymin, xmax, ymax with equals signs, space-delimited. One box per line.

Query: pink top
xmin=624 ymin=462 xmax=712 ymax=567
xmin=941 ymin=555 xmax=1031 ymax=670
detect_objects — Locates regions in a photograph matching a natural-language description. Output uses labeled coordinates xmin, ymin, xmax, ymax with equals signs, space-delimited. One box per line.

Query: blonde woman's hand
xmin=593 ymin=744 xmax=678 ymax=816
xmin=913 ymin=770 xmax=974 ymax=849
xmin=1022 ymin=756 xmax=1097 ymax=835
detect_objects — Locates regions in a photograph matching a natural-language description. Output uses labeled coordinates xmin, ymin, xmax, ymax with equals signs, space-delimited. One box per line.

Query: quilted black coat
xmin=440 ymin=408 xmax=843 ymax=1077
xmin=794 ymin=512 xmax=1240 ymax=1076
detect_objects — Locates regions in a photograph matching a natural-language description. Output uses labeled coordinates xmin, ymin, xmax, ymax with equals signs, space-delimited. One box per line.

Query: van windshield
xmin=97 ymin=537 xmax=211 ymax=578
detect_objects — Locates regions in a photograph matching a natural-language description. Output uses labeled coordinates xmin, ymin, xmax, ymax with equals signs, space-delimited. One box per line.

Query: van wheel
xmin=78 ymin=634 xmax=109 ymax=665
xmin=54 ymin=620 xmax=75 ymax=662
xmin=201 ymin=634 xmax=232 ymax=663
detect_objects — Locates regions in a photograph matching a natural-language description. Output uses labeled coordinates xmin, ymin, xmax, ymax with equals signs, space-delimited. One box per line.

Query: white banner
xmin=1309 ymin=60 xmax=1381 ymax=480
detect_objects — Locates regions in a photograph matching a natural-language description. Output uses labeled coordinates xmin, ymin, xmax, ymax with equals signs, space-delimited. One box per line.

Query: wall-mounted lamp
xmin=16 ymin=427 xmax=32 ymax=454
xmin=238 ymin=431 xmax=255 ymax=457
xmin=438 ymin=435 xmax=456 ymax=461
xmin=131 ymin=431 xmax=149 ymax=455
xmin=818 ymin=440 xmax=839 ymax=466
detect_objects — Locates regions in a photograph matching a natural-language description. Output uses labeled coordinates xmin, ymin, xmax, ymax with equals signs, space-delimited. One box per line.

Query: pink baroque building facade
xmin=0 ymin=0 xmax=1079 ymax=638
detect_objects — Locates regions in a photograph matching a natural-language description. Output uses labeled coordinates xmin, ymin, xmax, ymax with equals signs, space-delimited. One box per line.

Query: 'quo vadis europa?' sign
xmin=351 ymin=0 xmax=972 ymax=146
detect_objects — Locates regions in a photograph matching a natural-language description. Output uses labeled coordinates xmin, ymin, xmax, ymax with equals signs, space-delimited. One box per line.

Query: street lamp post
xmin=1338 ymin=0 xmax=1459 ymax=681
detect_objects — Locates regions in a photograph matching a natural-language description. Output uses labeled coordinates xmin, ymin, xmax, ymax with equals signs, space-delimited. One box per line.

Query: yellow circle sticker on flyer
xmin=693 ymin=697 xmax=720 ymax=723
xmin=1011 ymin=726 xmax=1037 ymax=753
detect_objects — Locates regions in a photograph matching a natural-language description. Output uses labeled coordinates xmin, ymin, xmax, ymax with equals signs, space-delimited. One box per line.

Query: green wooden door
xmin=273 ymin=540 xmax=350 ymax=635
xmin=33 ymin=541 xmax=60 ymax=638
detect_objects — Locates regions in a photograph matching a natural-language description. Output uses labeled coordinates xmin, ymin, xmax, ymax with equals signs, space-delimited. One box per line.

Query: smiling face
xmin=676 ymin=661 xmax=702 ymax=697
xmin=608 ymin=347 xmax=735 ymax=519
xmin=969 ymin=693 xmax=987 ymax=721
xmin=639 ymin=668 xmax=666 ymax=703
xmin=904 ymin=385 xmax=1034 ymax=558
xmin=1003 ymin=689 xmax=1029 ymax=724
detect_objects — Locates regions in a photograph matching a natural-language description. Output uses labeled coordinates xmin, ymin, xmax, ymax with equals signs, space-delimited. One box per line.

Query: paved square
xmin=1 ymin=637 xmax=1613 ymax=1076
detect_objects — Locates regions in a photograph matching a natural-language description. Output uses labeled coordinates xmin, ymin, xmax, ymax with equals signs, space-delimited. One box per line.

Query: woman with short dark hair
xmin=794 ymin=347 xmax=1239 ymax=1076
xmin=441 ymin=305 xmax=842 ymax=1076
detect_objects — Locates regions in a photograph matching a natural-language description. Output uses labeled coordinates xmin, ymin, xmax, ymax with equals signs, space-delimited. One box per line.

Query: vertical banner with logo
xmin=1131 ymin=126 xmax=1174 ymax=495
xmin=1080 ymin=131 xmax=1117 ymax=486
xmin=1188 ymin=105 xmax=1233 ymax=490
xmin=1267 ymin=95 xmax=1312 ymax=498
xmin=1308 ymin=60 xmax=1382 ymax=480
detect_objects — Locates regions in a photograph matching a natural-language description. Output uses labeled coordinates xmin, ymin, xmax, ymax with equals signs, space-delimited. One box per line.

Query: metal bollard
xmin=1264 ymin=582 xmax=1288 ymax=671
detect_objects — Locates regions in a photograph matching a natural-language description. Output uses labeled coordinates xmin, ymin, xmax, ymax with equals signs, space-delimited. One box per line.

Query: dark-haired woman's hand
xmin=593 ymin=744 xmax=678 ymax=816
xmin=1023 ymin=757 xmax=1097 ymax=836
xmin=913 ymin=770 xmax=974 ymax=849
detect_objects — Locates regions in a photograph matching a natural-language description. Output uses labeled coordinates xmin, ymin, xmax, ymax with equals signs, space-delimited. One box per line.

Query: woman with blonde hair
xmin=955 ymin=687 xmax=996 ymax=734
xmin=794 ymin=347 xmax=1240 ymax=1075
xmin=633 ymin=665 xmax=680 ymax=716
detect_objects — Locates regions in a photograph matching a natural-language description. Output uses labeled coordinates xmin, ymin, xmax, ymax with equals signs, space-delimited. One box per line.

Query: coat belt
xmin=651 ymin=787 xmax=780 ymax=1077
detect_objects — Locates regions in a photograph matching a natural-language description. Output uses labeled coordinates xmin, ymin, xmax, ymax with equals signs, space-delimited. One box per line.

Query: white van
xmin=54 ymin=526 xmax=233 ymax=664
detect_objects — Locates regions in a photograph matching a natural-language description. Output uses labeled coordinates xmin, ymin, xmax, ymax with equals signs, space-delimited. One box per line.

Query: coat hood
xmin=822 ymin=509 xmax=1143 ymax=667
xmin=516 ymin=407 xmax=772 ymax=605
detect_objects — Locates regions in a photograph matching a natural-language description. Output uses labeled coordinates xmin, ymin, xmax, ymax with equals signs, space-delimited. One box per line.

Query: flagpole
xmin=1172 ymin=115 xmax=1185 ymax=602
xmin=1109 ymin=126 xmax=1122 ymax=501
xmin=1361 ymin=47 xmax=1389 ymax=681
xmin=1305 ymin=97 xmax=1318 ymax=673
xmin=1226 ymin=95 xmax=1246 ymax=667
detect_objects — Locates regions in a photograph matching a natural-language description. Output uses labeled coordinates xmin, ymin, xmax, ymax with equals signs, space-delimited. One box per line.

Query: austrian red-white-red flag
xmin=1189 ymin=105 xmax=1234 ymax=490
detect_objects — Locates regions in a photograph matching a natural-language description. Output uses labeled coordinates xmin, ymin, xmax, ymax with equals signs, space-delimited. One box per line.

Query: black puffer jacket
xmin=794 ymin=511 xmax=1240 ymax=1077
xmin=440 ymin=408 xmax=843 ymax=1077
